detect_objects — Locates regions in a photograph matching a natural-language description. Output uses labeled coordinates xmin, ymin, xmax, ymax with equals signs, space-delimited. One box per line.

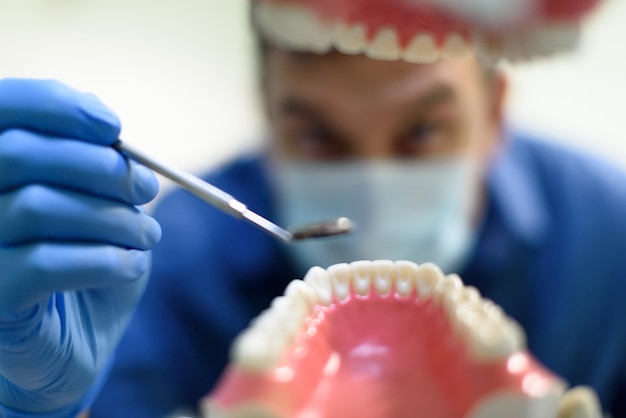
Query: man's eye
xmin=410 ymin=123 xmax=439 ymax=140
xmin=293 ymin=127 xmax=344 ymax=158
xmin=400 ymin=122 xmax=444 ymax=151
xmin=298 ymin=127 xmax=329 ymax=144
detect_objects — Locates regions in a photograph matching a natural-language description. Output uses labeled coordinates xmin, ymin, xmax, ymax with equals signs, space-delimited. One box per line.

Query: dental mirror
xmin=113 ymin=141 xmax=354 ymax=243
xmin=289 ymin=217 xmax=354 ymax=241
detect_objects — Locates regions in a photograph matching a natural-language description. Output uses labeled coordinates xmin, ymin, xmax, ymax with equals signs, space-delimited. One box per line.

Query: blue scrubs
xmin=91 ymin=133 xmax=626 ymax=417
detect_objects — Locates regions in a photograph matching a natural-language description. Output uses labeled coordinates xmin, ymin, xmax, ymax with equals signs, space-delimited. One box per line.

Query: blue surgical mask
xmin=269 ymin=158 xmax=479 ymax=275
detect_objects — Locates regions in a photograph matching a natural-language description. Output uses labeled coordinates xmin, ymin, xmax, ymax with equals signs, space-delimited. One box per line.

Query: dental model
xmin=251 ymin=0 xmax=602 ymax=63
xmin=203 ymin=261 xmax=602 ymax=418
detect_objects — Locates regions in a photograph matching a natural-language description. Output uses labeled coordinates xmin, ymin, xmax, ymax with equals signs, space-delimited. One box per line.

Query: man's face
xmin=264 ymin=47 xmax=505 ymax=168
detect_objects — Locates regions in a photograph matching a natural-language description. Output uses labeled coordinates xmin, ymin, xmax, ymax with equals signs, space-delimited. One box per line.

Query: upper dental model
xmin=251 ymin=0 xmax=602 ymax=64
xmin=203 ymin=261 xmax=602 ymax=418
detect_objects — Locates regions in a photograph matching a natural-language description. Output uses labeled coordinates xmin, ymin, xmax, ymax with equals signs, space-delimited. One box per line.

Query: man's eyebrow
xmin=414 ymin=84 xmax=457 ymax=111
xmin=279 ymin=96 xmax=349 ymax=145
xmin=280 ymin=97 xmax=329 ymax=123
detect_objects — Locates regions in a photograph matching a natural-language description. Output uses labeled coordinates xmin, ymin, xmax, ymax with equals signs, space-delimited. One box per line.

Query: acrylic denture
xmin=203 ymin=260 xmax=568 ymax=418
xmin=251 ymin=0 xmax=601 ymax=63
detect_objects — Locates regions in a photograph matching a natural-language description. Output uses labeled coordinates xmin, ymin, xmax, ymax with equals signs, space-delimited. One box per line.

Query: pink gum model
xmin=251 ymin=0 xmax=602 ymax=62
xmin=204 ymin=262 xmax=599 ymax=418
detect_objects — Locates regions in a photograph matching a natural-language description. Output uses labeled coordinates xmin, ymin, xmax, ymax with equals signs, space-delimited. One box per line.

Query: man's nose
xmin=351 ymin=134 xmax=397 ymax=160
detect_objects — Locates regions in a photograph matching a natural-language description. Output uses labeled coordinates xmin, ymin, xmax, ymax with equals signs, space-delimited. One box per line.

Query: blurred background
xmin=0 ymin=0 xmax=624 ymax=180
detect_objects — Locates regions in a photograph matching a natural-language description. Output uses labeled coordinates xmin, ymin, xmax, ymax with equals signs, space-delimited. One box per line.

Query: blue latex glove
xmin=0 ymin=78 xmax=161 ymax=417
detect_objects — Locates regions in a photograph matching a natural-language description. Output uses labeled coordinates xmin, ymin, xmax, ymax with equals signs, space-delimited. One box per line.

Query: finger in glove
xmin=0 ymin=244 xmax=149 ymax=315
xmin=0 ymin=129 xmax=158 ymax=205
xmin=0 ymin=185 xmax=161 ymax=250
xmin=0 ymin=78 xmax=121 ymax=145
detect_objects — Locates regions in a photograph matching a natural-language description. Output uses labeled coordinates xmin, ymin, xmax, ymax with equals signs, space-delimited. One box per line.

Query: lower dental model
xmin=203 ymin=261 xmax=602 ymax=418
xmin=252 ymin=0 xmax=601 ymax=63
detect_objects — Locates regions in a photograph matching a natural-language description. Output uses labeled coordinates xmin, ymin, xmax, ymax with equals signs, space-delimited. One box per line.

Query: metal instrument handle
xmin=114 ymin=140 xmax=294 ymax=242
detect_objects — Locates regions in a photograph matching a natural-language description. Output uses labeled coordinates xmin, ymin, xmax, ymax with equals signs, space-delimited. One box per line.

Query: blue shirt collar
xmin=486 ymin=133 xmax=550 ymax=247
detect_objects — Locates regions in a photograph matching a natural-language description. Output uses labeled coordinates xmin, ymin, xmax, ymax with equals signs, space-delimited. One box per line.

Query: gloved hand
xmin=0 ymin=78 xmax=161 ymax=417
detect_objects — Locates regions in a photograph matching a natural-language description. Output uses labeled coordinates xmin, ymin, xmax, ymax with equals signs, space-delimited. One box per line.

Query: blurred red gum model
xmin=251 ymin=0 xmax=601 ymax=63
xmin=204 ymin=1 xmax=603 ymax=416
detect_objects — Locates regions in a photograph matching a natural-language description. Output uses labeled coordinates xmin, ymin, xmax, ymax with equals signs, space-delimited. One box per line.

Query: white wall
xmin=0 ymin=0 xmax=265 ymax=175
xmin=0 ymin=0 xmax=625 ymax=176
xmin=505 ymin=0 xmax=626 ymax=168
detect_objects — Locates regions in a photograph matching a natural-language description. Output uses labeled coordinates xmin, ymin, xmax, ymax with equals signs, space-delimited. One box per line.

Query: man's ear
xmin=485 ymin=66 xmax=509 ymax=158
xmin=490 ymin=67 xmax=509 ymax=134
xmin=480 ymin=64 xmax=509 ymax=164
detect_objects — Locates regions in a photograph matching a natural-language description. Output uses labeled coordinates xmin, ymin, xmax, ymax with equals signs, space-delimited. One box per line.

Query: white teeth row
xmin=231 ymin=282 xmax=317 ymax=372
xmin=232 ymin=260 xmax=526 ymax=372
xmin=254 ymin=3 xmax=468 ymax=62
xmin=254 ymin=2 xmax=580 ymax=64
xmin=313 ymin=261 xmax=525 ymax=360
xmin=472 ymin=22 xmax=580 ymax=66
